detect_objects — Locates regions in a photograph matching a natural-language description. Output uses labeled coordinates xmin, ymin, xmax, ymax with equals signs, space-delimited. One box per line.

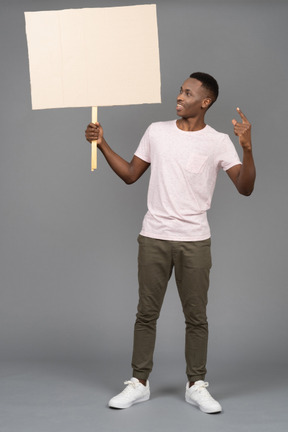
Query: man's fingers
xmin=232 ymin=119 xmax=237 ymax=126
xmin=85 ymin=122 xmax=103 ymax=143
xmin=85 ymin=126 xmax=99 ymax=141
xmin=236 ymin=107 xmax=248 ymax=123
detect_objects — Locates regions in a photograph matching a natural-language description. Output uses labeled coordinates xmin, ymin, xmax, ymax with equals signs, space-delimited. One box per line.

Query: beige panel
xmin=25 ymin=5 xmax=161 ymax=109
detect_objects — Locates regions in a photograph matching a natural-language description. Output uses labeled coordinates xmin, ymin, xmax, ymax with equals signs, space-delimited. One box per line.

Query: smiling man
xmin=85 ymin=72 xmax=256 ymax=413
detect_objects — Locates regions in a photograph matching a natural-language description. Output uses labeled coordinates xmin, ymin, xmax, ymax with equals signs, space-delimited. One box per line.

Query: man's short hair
xmin=190 ymin=72 xmax=219 ymax=108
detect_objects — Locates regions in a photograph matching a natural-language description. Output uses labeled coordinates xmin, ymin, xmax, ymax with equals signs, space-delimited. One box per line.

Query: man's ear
xmin=202 ymin=98 xmax=212 ymax=109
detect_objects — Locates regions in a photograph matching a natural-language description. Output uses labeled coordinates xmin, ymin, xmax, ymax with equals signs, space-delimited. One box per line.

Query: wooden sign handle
xmin=91 ymin=106 xmax=98 ymax=171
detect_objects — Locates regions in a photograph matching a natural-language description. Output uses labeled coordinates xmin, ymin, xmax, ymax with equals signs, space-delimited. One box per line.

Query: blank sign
xmin=25 ymin=5 xmax=161 ymax=110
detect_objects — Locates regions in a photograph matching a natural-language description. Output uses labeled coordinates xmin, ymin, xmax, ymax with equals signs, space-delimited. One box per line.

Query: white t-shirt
xmin=135 ymin=120 xmax=241 ymax=241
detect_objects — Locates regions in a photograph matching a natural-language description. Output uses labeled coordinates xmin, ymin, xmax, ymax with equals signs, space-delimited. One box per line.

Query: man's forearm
xmin=97 ymin=138 xmax=135 ymax=184
xmin=237 ymin=148 xmax=256 ymax=196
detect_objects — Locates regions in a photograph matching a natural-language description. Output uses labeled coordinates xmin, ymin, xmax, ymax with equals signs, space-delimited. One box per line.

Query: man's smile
xmin=176 ymin=103 xmax=184 ymax=111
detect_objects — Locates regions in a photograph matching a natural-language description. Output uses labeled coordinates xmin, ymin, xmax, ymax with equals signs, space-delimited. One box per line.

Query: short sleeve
xmin=218 ymin=134 xmax=242 ymax=171
xmin=134 ymin=125 xmax=151 ymax=163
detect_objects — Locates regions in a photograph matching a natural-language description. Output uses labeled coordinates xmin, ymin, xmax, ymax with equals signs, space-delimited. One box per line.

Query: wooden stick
xmin=91 ymin=106 xmax=98 ymax=171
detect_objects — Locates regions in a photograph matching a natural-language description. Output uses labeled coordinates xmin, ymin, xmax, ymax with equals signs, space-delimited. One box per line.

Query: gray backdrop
xmin=0 ymin=0 xmax=287 ymax=379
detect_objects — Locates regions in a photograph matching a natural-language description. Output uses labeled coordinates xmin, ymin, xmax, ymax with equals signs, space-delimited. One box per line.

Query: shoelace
xmin=124 ymin=380 xmax=138 ymax=389
xmin=192 ymin=382 xmax=214 ymax=401
xmin=119 ymin=380 xmax=140 ymax=399
xmin=194 ymin=381 xmax=209 ymax=390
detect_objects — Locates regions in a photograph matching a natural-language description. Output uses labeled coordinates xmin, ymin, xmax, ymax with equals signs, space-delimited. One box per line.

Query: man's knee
xmin=135 ymin=307 xmax=160 ymax=327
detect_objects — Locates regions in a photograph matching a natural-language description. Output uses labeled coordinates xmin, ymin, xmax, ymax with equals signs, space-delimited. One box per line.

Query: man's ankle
xmin=138 ymin=379 xmax=147 ymax=386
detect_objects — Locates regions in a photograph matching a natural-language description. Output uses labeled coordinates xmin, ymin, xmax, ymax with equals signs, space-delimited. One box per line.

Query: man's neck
xmin=176 ymin=117 xmax=206 ymax=132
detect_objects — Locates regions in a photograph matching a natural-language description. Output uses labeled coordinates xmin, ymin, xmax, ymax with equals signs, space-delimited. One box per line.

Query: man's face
xmin=176 ymin=78 xmax=210 ymax=118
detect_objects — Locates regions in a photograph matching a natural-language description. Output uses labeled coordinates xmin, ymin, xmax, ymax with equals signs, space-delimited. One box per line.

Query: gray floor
xmin=0 ymin=359 xmax=287 ymax=432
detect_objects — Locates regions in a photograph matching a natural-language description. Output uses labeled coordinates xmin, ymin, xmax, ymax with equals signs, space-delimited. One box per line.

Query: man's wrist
xmin=97 ymin=137 xmax=106 ymax=151
xmin=242 ymin=143 xmax=252 ymax=153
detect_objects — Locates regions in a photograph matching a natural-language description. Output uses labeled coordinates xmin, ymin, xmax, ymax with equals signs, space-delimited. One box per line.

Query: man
xmin=85 ymin=72 xmax=256 ymax=414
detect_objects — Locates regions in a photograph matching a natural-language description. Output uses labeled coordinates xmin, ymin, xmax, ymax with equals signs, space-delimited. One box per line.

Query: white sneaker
xmin=185 ymin=380 xmax=222 ymax=414
xmin=108 ymin=378 xmax=150 ymax=409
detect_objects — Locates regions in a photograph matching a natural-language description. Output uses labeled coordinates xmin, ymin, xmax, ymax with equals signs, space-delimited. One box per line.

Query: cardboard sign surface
xmin=25 ymin=5 xmax=161 ymax=109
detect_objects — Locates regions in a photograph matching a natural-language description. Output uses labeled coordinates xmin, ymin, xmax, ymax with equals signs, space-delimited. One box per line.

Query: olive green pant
xmin=132 ymin=235 xmax=212 ymax=383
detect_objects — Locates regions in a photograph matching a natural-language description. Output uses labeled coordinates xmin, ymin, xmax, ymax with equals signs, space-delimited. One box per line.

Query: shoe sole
xmin=109 ymin=394 xmax=150 ymax=409
xmin=185 ymin=395 xmax=222 ymax=414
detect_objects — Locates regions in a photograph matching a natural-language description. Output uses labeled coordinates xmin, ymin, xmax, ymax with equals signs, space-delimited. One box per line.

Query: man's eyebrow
xmin=181 ymin=86 xmax=192 ymax=92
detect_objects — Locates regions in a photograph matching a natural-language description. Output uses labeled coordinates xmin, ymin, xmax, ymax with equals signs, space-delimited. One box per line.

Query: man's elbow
xmin=238 ymin=186 xmax=254 ymax=196
xmin=124 ymin=178 xmax=135 ymax=185
xmin=123 ymin=167 xmax=142 ymax=185
xmin=123 ymin=174 xmax=137 ymax=185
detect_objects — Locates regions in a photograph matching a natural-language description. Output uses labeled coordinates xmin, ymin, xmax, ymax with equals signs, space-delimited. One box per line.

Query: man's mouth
xmin=176 ymin=103 xmax=184 ymax=110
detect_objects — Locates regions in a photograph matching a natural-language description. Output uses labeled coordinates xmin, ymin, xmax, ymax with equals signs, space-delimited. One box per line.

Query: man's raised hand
xmin=232 ymin=108 xmax=252 ymax=151
xmin=85 ymin=122 xmax=104 ymax=145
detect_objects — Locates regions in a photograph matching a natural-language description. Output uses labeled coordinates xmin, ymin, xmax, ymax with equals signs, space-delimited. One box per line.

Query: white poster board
xmin=25 ymin=5 xmax=161 ymax=169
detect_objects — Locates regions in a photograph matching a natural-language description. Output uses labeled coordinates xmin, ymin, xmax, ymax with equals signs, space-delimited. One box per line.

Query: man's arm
xmin=85 ymin=122 xmax=150 ymax=184
xmin=226 ymin=108 xmax=256 ymax=196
